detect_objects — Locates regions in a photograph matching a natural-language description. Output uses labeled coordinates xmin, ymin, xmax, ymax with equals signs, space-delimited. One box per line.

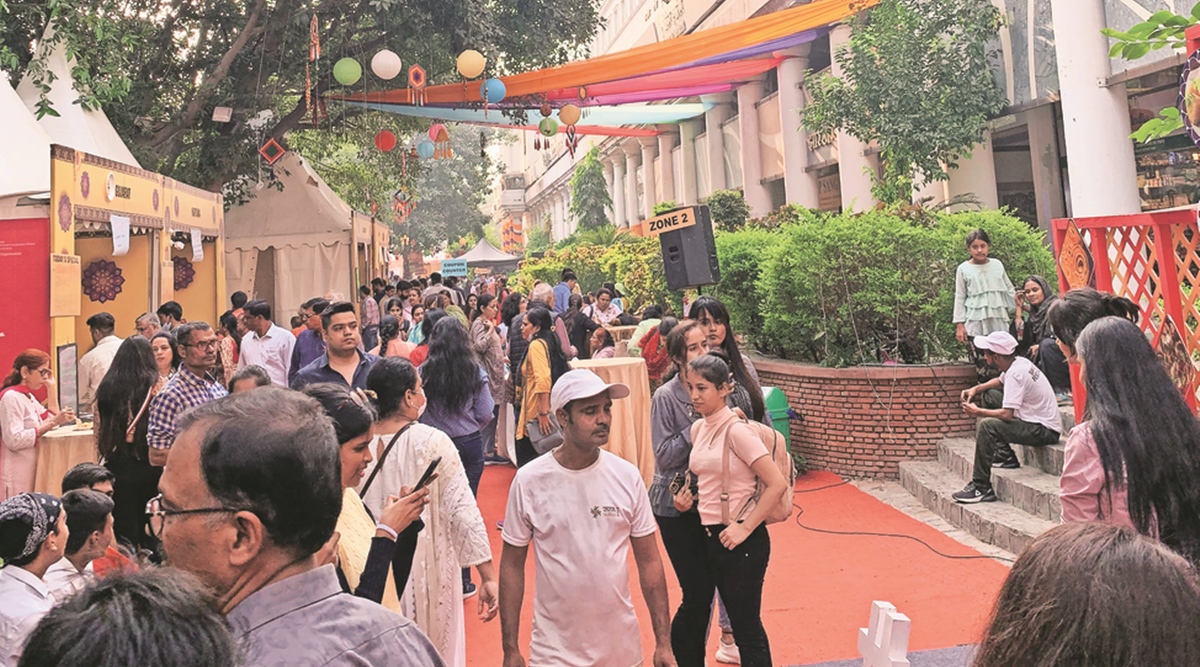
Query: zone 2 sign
xmin=642 ymin=207 xmax=697 ymax=237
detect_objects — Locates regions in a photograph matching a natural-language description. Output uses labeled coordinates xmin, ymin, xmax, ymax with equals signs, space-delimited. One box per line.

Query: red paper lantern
xmin=375 ymin=130 xmax=397 ymax=152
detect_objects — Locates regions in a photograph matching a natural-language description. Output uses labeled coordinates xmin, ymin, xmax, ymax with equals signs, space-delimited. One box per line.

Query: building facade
xmin=491 ymin=0 xmax=1195 ymax=244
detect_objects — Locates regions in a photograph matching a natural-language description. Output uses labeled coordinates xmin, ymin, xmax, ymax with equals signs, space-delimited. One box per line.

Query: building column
xmin=778 ymin=47 xmax=820 ymax=208
xmin=831 ymin=25 xmax=875 ymax=212
xmin=702 ymin=93 xmax=734 ymax=194
xmin=639 ymin=137 xmax=659 ymax=218
xmin=737 ymin=77 xmax=771 ymax=217
xmin=603 ymin=160 xmax=615 ymax=224
xmin=611 ymin=155 xmax=627 ymax=228
xmin=656 ymin=128 xmax=678 ymax=204
xmin=623 ymin=142 xmax=641 ymax=226
xmin=1026 ymin=104 xmax=1067 ymax=234
xmin=1050 ymin=0 xmax=1139 ymax=217
xmin=678 ymin=120 xmax=701 ymax=204
xmin=947 ymin=132 xmax=999 ymax=210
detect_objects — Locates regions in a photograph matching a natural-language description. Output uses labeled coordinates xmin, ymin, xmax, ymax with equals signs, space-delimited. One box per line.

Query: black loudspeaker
xmin=660 ymin=205 xmax=720 ymax=291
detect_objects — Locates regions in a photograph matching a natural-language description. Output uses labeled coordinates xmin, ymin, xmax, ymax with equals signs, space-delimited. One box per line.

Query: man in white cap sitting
xmin=499 ymin=369 xmax=676 ymax=667
xmin=953 ymin=331 xmax=1062 ymax=504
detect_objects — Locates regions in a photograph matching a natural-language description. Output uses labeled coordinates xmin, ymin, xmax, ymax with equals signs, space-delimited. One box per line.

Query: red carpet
xmin=463 ymin=466 xmax=1009 ymax=666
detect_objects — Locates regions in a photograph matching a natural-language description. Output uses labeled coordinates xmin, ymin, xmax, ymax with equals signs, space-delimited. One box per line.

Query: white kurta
xmin=0 ymin=390 xmax=48 ymax=500
xmin=359 ymin=423 xmax=492 ymax=667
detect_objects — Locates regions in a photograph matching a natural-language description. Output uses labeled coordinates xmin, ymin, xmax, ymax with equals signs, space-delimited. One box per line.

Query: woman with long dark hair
xmin=302 ymin=382 xmax=427 ymax=610
xmin=1010 ymin=275 xmax=1069 ymax=398
xmin=362 ymin=358 xmax=497 ymax=666
xmin=149 ymin=332 xmax=180 ymax=391
xmin=372 ymin=314 xmax=415 ymax=359
xmin=1046 ymin=287 xmax=1140 ymax=361
xmin=420 ymin=317 xmax=495 ymax=595
xmin=408 ymin=309 xmax=448 ymax=367
xmin=562 ymin=293 xmax=599 ymax=360
xmin=514 ymin=307 xmax=569 ymax=466
xmin=689 ymin=296 xmax=766 ymax=423
xmin=94 ymin=337 xmax=160 ymax=549
xmin=1059 ymin=316 xmax=1200 ymax=564
xmin=973 ymin=522 xmax=1200 ymax=667
xmin=469 ymin=294 xmax=506 ymax=464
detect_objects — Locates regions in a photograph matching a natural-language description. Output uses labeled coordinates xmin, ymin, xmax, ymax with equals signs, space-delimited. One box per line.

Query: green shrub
xmin=516 ymin=236 xmax=683 ymax=314
xmin=711 ymin=226 xmax=780 ymax=346
xmin=705 ymin=189 xmax=750 ymax=232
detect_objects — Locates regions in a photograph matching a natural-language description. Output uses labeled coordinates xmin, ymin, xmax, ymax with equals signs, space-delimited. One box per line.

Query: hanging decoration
xmin=172 ymin=256 xmax=196 ymax=291
xmin=559 ymin=103 xmax=582 ymax=157
xmin=416 ymin=138 xmax=435 ymax=159
xmin=82 ymin=259 xmax=125 ymax=303
xmin=333 ymin=57 xmax=362 ymax=86
xmin=374 ymin=130 xmax=397 ymax=152
xmin=535 ymin=104 xmax=552 ymax=149
xmin=480 ymin=130 xmax=487 ymax=160
xmin=538 ymin=117 xmax=558 ymax=137
xmin=259 ymin=138 xmax=286 ymax=165
xmin=457 ymin=50 xmax=487 ymax=79
xmin=307 ymin=15 xmax=320 ymax=129
xmin=480 ymin=78 xmax=506 ymax=117
xmin=428 ymin=124 xmax=451 ymax=159
xmin=392 ymin=187 xmax=414 ymax=220
xmin=371 ymin=49 xmax=403 ymax=80
xmin=1058 ymin=219 xmax=1094 ymax=290
xmin=408 ymin=64 xmax=427 ymax=105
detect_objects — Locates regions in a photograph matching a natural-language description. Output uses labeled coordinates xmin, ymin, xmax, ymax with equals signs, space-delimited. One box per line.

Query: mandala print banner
xmin=173 ymin=256 xmax=195 ymax=291
xmin=82 ymin=259 xmax=124 ymax=303
xmin=1058 ymin=220 xmax=1094 ymax=290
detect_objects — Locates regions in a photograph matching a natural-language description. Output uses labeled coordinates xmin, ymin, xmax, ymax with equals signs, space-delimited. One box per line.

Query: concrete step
xmin=899 ymin=460 xmax=1057 ymax=556
xmin=938 ymin=439 xmax=1062 ymax=522
xmin=1012 ymin=442 xmax=1064 ymax=476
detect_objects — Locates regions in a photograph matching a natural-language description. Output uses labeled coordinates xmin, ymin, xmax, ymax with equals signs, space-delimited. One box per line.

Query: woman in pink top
xmin=1055 ymin=315 xmax=1200 ymax=563
xmin=671 ymin=353 xmax=787 ymax=667
xmin=1 ymin=350 xmax=75 ymax=499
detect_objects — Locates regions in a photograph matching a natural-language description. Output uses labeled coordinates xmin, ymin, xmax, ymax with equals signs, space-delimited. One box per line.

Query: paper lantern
xmin=558 ymin=104 xmax=581 ymax=126
xmin=457 ymin=50 xmax=486 ymax=79
xmin=371 ymin=50 xmax=402 ymax=80
xmin=416 ymin=139 xmax=435 ymax=159
xmin=480 ymin=78 xmax=506 ymax=104
xmin=428 ymin=123 xmax=447 ymax=142
xmin=429 ymin=124 xmax=451 ymax=158
xmin=374 ymin=130 xmax=397 ymax=152
xmin=538 ymin=118 xmax=559 ymax=137
xmin=333 ymin=58 xmax=362 ymax=86
xmin=539 ymin=103 xmax=553 ymax=117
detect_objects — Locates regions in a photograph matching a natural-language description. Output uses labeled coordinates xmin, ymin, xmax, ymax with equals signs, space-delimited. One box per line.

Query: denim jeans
xmin=480 ymin=406 xmax=500 ymax=458
xmin=451 ymin=431 xmax=484 ymax=588
xmin=971 ymin=389 xmax=1060 ymax=489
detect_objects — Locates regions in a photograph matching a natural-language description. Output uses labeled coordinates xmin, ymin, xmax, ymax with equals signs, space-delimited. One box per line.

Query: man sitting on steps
xmin=954 ymin=331 xmax=1062 ymax=504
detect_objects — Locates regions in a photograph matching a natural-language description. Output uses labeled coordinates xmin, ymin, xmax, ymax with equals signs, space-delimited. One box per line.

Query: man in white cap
xmin=499 ymin=369 xmax=675 ymax=667
xmin=954 ymin=331 xmax=1062 ymax=503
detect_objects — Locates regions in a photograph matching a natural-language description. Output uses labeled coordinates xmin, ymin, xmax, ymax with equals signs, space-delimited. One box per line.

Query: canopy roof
xmin=458 ymin=238 xmax=519 ymax=267
xmin=224 ymin=151 xmax=354 ymax=249
xmin=330 ymin=0 xmax=871 ymax=135
xmin=0 ymin=78 xmax=52 ymax=198
xmin=16 ymin=28 xmax=140 ymax=168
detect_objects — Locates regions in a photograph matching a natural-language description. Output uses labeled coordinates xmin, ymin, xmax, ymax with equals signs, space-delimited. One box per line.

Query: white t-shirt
xmin=1000 ymin=356 xmax=1062 ymax=433
xmin=502 ymin=450 xmax=656 ymax=667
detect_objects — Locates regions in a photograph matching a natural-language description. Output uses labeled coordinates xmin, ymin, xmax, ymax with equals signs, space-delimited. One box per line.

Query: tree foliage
xmin=803 ymin=0 xmax=1006 ymax=204
xmin=569 ymin=146 xmax=613 ymax=231
xmin=1103 ymin=5 xmax=1200 ymax=142
xmin=704 ymin=189 xmax=750 ymax=232
xmin=0 ymin=0 xmax=599 ymax=198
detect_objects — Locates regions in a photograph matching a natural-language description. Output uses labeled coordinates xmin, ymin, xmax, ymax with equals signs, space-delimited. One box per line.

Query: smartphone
xmin=669 ymin=472 xmax=688 ymax=495
xmin=412 ymin=457 xmax=442 ymax=492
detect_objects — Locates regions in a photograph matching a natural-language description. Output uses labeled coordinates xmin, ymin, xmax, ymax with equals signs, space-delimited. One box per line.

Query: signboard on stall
xmin=49 ymin=254 xmax=82 ymax=317
xmin=56 ymin=343 xmax=77 ymax=416
xmin=440 ymin=258 xmax=468 ymax=277
xmin=110 ymin=215 xmax=131 ymax=256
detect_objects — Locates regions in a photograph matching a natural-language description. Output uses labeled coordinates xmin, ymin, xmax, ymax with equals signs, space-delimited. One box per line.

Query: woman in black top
xmin=561 ymin=293 xmax=599 ymax=359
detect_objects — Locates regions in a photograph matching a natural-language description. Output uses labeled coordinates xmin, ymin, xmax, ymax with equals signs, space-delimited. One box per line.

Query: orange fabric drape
xmin=333 ymin=0 xmax=875 ymax=106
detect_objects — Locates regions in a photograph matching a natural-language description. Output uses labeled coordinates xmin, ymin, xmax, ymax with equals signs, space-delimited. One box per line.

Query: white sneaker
xmin=715 ymin=637 xmax=741 ymax=664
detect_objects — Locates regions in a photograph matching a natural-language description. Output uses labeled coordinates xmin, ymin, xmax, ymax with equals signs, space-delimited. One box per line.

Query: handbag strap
xmin=360 ymin=422 xmax=416 ymax=497
xmin=125 ymin=385 xmax=157 ymax=443
xmin=718 ymin=419 xmax=736 ymax=526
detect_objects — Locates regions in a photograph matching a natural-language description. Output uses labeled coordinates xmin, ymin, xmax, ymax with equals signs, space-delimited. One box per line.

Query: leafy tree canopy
xmin=569 ymin=146 xmax=612 ymax=231
xmin=802 ymin=0 xmax=1006 ymax=204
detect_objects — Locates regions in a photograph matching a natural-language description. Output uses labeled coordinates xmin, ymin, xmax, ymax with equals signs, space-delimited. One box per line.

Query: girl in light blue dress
xmin=953 ymin=229 xmax=1015 ymax=373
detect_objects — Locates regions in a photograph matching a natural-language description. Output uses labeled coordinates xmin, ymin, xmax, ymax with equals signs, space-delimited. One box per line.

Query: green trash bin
xmin=762 ymin=386 xmax=791 ymax=450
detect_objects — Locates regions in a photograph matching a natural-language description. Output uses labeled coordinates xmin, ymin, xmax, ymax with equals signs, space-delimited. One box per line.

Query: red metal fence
xmin=1052 ymin=208 xmax=1200 ymax=422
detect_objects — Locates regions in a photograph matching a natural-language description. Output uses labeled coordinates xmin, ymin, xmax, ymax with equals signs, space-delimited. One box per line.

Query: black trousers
xmin=1032 ymin=337 xmax=1071 ymax=393
xmin=514 ymin=435 xmax=541 ymax=467
xmin=668 ymin=519 xmax=772 ymax=667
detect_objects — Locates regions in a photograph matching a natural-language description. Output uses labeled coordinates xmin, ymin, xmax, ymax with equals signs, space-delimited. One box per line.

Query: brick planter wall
xmin=753 ymin=357 xmax=977 ymax=479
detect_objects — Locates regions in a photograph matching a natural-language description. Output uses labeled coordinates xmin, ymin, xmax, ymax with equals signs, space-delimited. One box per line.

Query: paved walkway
xmin=462 ymin=466 xmax=1009 ymax=666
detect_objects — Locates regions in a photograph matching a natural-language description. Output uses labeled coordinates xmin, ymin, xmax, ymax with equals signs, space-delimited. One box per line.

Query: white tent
xmin=0 ymin=78 xmax=52 ymax=199
xmin=16 ymin=28 xmax=140 ymax=168
xmin=224 ymin=151 xmax=355 ymax=321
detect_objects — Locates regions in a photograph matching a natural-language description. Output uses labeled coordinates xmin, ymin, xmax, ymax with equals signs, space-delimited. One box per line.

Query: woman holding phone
xmin=361 ymin=357 xmax=497 ymax=667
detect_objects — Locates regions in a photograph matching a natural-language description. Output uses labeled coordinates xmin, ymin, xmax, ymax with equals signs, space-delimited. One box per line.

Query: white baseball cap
xmin=550 ymin=369 xmax=631 ymax=413
xmin=973 ymin=331 xmax=1018 ymax=355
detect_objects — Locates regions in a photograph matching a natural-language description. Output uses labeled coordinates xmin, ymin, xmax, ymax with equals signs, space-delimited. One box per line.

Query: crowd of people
xmin=3 ymin=247 xmax=1200 ymax=666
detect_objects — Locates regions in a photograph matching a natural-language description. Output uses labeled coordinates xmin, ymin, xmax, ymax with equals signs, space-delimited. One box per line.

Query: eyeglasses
xmin=37 ymin=368 xmax=52 ymax=378
xmin=184 ymin=340 xmax=220 ymax=350
xmin=144 ymin=494 xmax=245 ymax=539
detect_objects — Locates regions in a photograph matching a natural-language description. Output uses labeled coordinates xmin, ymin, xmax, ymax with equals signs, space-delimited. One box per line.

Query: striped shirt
xmin=147 ymin=366 xmax=228 ymax=450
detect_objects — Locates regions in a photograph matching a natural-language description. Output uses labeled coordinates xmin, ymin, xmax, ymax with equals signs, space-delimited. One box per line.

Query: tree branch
xmin=150 ymin=0 xmax=268 ymax=148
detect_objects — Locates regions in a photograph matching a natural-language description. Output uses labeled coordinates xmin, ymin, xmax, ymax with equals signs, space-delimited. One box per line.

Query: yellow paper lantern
xmin=456 ymin=50 xmax=486 ymax=79
xmin=558 ymin=103 xmax=582 ymax=126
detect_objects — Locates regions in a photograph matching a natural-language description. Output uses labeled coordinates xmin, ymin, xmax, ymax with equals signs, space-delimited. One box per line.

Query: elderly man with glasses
xmin=146 ymin=322 xmax=227 ymax=468
xmin=151 ymin=388 xmax=444 ymax=667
